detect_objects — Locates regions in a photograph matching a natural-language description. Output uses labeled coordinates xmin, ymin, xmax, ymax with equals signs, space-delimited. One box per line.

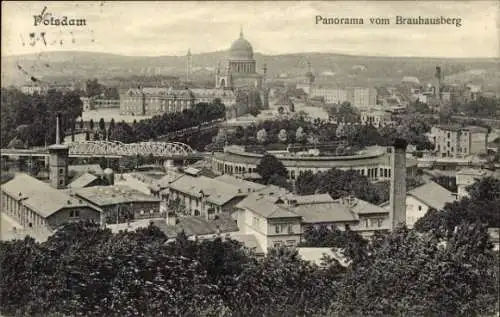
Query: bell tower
xmin=48 ymin=113 xmax=69 ymax=189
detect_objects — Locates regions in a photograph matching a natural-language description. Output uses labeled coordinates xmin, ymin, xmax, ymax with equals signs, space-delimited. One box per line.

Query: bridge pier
xmin=164 ymin=160 xmax=174 ymax=170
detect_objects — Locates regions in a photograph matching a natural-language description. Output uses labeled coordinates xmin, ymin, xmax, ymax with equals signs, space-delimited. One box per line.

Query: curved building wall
xmin=210 ymin=147 xmax=418 ymax=182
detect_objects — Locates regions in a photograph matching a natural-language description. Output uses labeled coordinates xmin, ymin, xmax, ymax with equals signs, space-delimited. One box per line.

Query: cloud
xmin=2 ymin=0 xmax=498 ymax=58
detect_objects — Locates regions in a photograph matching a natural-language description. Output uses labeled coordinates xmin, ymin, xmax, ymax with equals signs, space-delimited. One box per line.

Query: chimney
xmin=55 ymin=113 xmax=61 ymax=145
xmin=390 ymin=138 xmax=408 ymax=229
xmin=435 ymin=66 xmax=441 ymax=101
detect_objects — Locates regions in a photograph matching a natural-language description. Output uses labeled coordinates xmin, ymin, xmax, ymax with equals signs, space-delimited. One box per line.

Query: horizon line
xmin=3 ymin=50 xmax=499 ymax=60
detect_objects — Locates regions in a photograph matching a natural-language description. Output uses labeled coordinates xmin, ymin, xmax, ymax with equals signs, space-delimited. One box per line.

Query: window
xmin=286 ymin=240 xmax=296 ymax=246
xmin=273 ymin=241 xmax=283 ymax=248
xmin=287 ymin=224 xmax=293 ymax=234
xmin=59 ymin=180 xmax=64 ymax=185
xmin=418 ymin=205 xmax=422 ymax=211
xmin=59 ymin=168 xmax=64 ymax=175
xmin=275 ymin=225 xmax=281 ymax=234
xmin=364 ymin=218 xmax=369 ymax=227
xmin=447 ymin=132 xmax=451 ymax=138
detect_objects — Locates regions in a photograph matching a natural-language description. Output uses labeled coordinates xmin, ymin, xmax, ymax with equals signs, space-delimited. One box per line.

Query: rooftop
xmin=153 ymin=212 xmax=239 ymax=238
xmin=74 ymin=185 xmax=161 ymax=207
xmin=68 ymin=173 xmax=99 ymax=189
xmin=408 ymin=181 xmax=456 ymax=211
xmin=1 ymin=173 xmax=91 ymax=218
xmin=214 ymin=174 xmax=266 ymax=193
xmin=169 ymin=175 xmax=246 ymax=206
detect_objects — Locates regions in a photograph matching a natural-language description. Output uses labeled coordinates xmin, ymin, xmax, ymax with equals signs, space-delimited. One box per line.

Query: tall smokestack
xmin=435 ymin=66 xmax=441 ymax=101
xmin=55 ymin=113 xmax=61 ymax=145
xmin=390 ymin=138 xmax=408 ymax=229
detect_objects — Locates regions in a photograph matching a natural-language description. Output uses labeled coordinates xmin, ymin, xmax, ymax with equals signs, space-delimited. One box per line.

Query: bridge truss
xmin=68 ymin=141 xmax=197 ymax=157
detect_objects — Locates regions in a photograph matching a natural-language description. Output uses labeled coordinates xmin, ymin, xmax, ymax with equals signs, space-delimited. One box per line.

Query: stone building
xmin=215 ymin=28 xmax=269 ymax=118
xmin=119 ymin=87 xmax=196 ymax=116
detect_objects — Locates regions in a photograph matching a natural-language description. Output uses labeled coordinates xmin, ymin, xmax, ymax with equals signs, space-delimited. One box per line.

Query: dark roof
xmin=154 ymin=212 xmax=239 ymax=238
xmin=75 ymin=185 xmax=161 ymax=207
xmin=68 ymin=173 xmax=99 ymax=189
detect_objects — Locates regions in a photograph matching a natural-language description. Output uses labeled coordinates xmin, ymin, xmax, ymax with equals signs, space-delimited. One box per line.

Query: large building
xmin=119 ymin=87 xmax=196 ymax=116
xmin=360 ymin=108 xmax=394 ymax=128
xmin=215 ymin=28 xmax=269 ymax=118
xmin=310 ymin=86 xmax=377 ymax=109
xmin=430 ymin=125 xmax=489 ymax=158
xmin=73 ymin=185 xmax=162 ymax=225
xmin=191 ymin=88 xmax=236 ymax=107
xmin=215 ymin=28 xmax=265 ymax=90
xmin=81 ymin=97 xmax=120 ymax=111
xmin=167 ymin=174 xmax=264 ymax=219
xmin=211 ymin=145 xmax=418 ymax=182
xmin=1 ymin=173 xmax=100 ymax=237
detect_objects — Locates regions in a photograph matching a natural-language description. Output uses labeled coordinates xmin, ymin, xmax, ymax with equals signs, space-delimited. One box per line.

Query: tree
xmin=256 ymin=128 xmax=268 ymax=144
xmin=85 ymin=79 xmax=102 ymax=98
xmin=89 ymin=119 xmax=94 ymax=130
xmin=98 ymin=118 xmax=106 ymax=131
xmin=295 ymin=126 xmax=306 ymax=143
xmin=256 ymin=154 xmax=288 ymax=183
xmin=109 ymin=122 xmax=135 ymax=143
xmin=415 ymin=177 xmax=500 ymax=233
xmin=332 ymin=224 xmax=499 ymax=317
xmin=278 ymin=129 xmax=288 ymax=143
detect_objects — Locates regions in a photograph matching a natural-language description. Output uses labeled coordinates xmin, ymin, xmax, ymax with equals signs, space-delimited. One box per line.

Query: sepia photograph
xmin=1 ymin=1 xmax=499 ymax=316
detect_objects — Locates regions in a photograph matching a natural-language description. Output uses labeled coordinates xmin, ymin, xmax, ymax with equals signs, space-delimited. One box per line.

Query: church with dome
xmin=216 ymin=28 xmax=266 ymax=91
xmin=214 ymin=28 xmax=269 ymax=118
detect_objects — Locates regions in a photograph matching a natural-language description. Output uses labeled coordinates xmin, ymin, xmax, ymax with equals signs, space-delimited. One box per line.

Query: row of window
xmin=273 ymin=239 xmax=297 ymax=248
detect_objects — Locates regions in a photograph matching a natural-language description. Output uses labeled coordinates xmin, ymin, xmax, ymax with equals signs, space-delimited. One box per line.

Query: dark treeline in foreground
xmin=1 ymin=221 xmax=498 ymax=316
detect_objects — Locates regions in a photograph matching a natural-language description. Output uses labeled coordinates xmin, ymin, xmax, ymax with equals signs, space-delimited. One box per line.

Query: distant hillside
xmin=2 ymin=50 xmax=499 ymax=89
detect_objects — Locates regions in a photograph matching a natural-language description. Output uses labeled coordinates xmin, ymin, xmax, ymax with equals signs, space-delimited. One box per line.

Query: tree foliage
xmin=256 ymin=154 xmax=288 ymax=184
xmin=1 ymin=88 xmax=83 ymax=147
xmin=296 ymin=169 xmax=390 ymax=205
xmin=0 ymin=220 xmax=498 ymax=317
xmin=415 ymin=177 xmax=500 ymax=233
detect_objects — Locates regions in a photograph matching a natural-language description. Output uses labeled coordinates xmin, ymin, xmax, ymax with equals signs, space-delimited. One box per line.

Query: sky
xmin=2 ymin=1 xmax=499 ymax=58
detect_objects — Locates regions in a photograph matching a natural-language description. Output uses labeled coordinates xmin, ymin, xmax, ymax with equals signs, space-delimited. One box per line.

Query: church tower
xmin=186 ymin=49 xmax=192 ymax=82
xmin=48 ymin=114 xmax=69 ymax=189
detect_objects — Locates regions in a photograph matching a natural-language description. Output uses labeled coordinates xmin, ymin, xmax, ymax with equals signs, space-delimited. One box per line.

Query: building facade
xmin=404 ymin=181 xmax=456 ymax=228
xmin=81 ymin=97 xmax=120 ymax=111
xmin=73 ymin=185 xmax=162 ymax=225
xmin=215 ymin=29 xmax=264 ymax=90
xmin=191 ymin=88 xmax=236 ymax=107
xmin=167 ymin=175 xmax=251 ymax=219
xmin=360 ymin=108 xmax=393 ymax=128
xmin=211 ymin=145 xmax=418 ymax=182
xmin=310 ymin=87 xmax=377 ymax=108
xmin=235 ymin=191 xmax=393 ymax=253
xmin=119 ymin=87 xmax=196 ymax=116
xmin=430 ymin=125 xmax=489 ymax=158
xmin=1 ymin=174 xmax=100 ymax=236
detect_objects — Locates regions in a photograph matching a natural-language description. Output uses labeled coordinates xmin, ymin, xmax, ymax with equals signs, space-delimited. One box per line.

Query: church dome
xmin=229 ymin=29 xmax=254 ymax=60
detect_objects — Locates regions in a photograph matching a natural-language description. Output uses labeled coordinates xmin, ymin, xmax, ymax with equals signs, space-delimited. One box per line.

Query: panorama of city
xmin=1 ymin=1 xmax=499 ymax=316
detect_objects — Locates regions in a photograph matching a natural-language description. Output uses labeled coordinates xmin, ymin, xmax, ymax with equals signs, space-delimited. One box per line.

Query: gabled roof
xmin=236 ymin=193 xmax=300 ymax=219
xmin=169 ymin=175 xmax=245 ymax=206
xmin=1 ymin=173 xmax=91 ymax=218
xmin=408 ymin=181 xmax=456 ymax=211
xmin=293 ymin=199 xmax=358 ymax=224
xmin=68 ymin=173 xmax=99 ymax=189
xmin=348 ymin=198 xmax=389 ymax=215
xmin=214 ymin=175 xmax=266 ymax=193
xmin=154 ymin=212 xmax=239 ymax=238
xmin=74 ymin=185 xmax=161 ymax=207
